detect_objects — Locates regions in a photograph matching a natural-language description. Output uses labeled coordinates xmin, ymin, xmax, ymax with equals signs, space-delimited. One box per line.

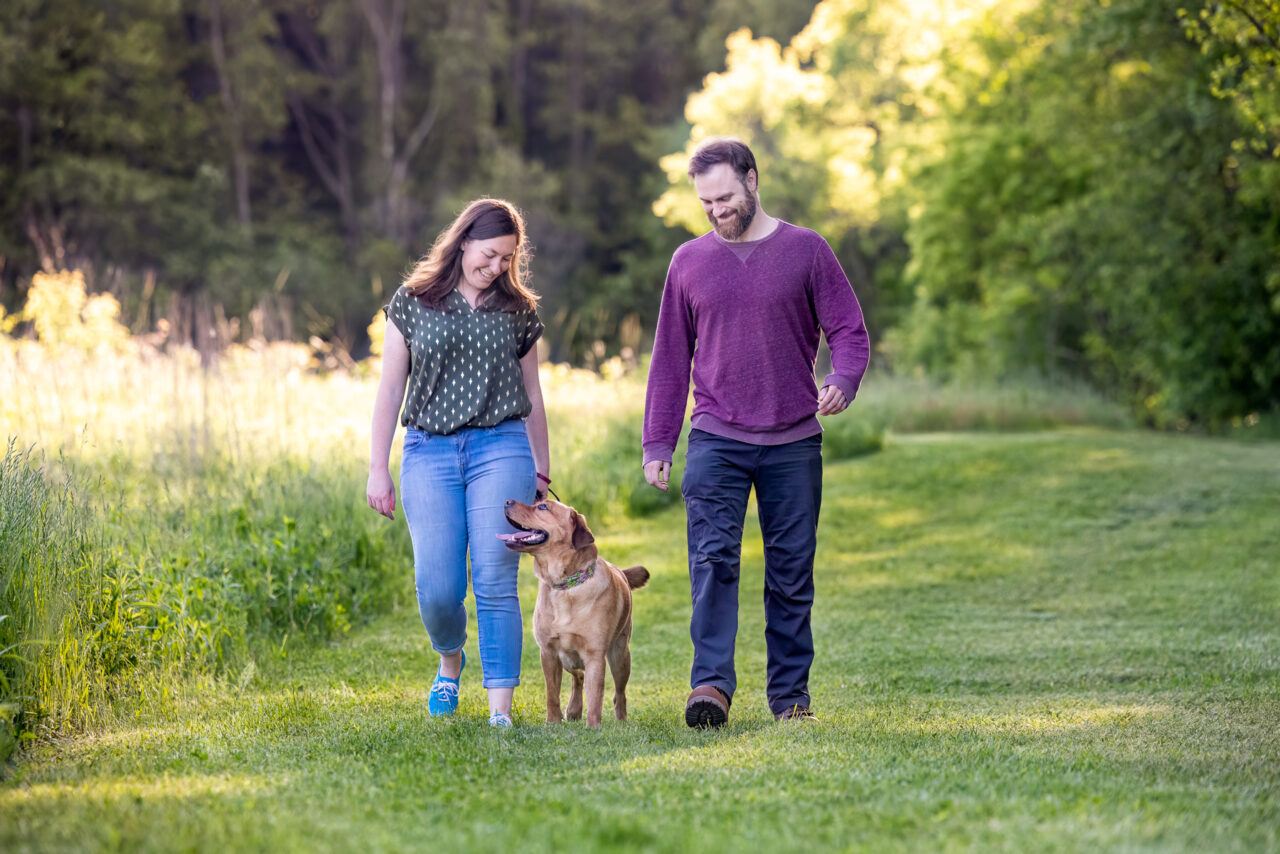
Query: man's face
xmin=694 ymin=163 xmax=757 ymax=241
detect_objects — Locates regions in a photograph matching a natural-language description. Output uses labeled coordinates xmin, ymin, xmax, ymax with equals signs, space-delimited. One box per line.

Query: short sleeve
xmin=516 ymin=309 xmax=544 ymax=358
xmin=384 ymin=287 xmax=411 ymax=337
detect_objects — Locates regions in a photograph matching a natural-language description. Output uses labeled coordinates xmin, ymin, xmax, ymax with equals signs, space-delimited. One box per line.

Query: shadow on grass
xmin=8 ymin=684 xmax=1278 ymax=852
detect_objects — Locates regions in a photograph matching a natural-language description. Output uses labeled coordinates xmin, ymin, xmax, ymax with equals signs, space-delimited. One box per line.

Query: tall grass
xmin=0 ymin=440 xmax=101 ymax=760
xmin=0 ymin=435 xmax=411 ymax=761
xmin=541 ymin=361 xmax=683 ymax=524
xmin=1 ymin=318 xmax=1133 ymax=762
xmin=1 ymin=331 xmax=410 ymax=760
xmin=852 ymin=373 xmax=1131 ymax=433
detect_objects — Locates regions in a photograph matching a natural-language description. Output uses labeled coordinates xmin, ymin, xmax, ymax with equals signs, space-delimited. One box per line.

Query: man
xmin=642 ymin=138 xmax=869 ymax=727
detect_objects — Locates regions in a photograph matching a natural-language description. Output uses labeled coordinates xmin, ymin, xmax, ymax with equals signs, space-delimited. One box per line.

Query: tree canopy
xmin=658 ymin=0 xmax=1279 ymax=426
xmin=2 ymin=0 xmax=1276 ymax=424
xmin=0 ymin=0 xmax=819 ymax=358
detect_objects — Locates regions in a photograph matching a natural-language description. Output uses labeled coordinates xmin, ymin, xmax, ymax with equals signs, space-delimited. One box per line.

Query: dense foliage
xmin=0 ymin=0 xmax=817 ymax=359
xmin=895 ymin=0 xmax=1280 ymax=427
xmin=2 ymin=0 xmax=1276 ymax=422
xmin=657 ymin=0 xmax=1279 ymax=426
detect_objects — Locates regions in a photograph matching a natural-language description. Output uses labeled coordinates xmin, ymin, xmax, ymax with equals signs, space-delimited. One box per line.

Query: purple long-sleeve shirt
xmin=642 ymin=221 xmax=870 ymax=465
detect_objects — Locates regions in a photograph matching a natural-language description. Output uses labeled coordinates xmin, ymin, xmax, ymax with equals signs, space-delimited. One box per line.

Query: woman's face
xmin=458 ymin=234 xmax=518 ymax=300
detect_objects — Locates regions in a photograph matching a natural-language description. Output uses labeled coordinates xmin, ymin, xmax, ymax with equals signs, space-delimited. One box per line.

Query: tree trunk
xmin=280 ymin=8 xmax=362 ymax=253
xmin=207 ymin=0 xmax=253 ymax=232
xmin=511 ymin=0 xmax=535 ymax=145
xmin=567 ymin=2 xmax=586 ymax=218
xmin=360 ymin=0 xmax=443 ymax=251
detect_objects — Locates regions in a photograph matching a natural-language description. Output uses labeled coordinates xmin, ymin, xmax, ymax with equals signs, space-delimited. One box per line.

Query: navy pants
xmin=682 ymin=429 xmax=823 ymax=715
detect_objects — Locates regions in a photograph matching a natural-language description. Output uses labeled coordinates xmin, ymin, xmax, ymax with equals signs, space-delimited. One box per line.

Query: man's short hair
xmin=688 ymin=138 xmax=757 ymax=185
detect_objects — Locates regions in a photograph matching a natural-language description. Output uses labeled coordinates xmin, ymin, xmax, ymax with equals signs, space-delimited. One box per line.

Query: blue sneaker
xmin=428 ymin=651 xmax=465 ymax=717
xmin=488 ymin=713 xmax=513 ymax=728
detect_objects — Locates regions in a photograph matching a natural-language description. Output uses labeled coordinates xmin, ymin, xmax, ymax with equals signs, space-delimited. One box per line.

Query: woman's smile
xmin=458 ymin=234 xmax=518 ymax=303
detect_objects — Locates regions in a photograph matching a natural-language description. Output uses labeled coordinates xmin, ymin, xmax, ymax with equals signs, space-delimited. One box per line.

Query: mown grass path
xmin=3 ymin=430 xmax=1278 ymax=852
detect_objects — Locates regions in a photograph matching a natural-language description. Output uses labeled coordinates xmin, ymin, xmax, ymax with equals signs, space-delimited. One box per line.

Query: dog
xmin=498 ymin=498 xmax=649 ymax=727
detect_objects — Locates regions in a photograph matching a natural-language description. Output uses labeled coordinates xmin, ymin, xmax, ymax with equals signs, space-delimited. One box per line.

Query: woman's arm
xmin=367 ymin=322 xmax=410 ymax=519
xmin=520 ymin=346 xmax=551 ymax=495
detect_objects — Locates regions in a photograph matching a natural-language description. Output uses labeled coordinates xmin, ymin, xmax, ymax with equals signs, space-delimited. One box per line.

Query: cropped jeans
xmin=400 ymin=419 xmax=536 ymax=689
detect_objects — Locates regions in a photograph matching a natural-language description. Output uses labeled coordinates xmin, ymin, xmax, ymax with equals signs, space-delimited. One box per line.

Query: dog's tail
xmin=622 ymin=566 xmax=650 ymax=590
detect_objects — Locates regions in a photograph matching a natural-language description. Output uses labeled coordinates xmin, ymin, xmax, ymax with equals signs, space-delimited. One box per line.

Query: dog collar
xmin=553 ymin=561 xmax=596 ymax=591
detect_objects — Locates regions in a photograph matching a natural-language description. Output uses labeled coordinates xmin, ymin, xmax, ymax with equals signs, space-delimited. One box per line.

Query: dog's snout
xmin=505 ymin=499 xmax=515 ymax=507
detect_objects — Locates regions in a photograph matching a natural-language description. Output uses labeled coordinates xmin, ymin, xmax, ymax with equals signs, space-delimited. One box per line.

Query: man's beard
xmin=709 ymin=194 xmax=757 ymax=240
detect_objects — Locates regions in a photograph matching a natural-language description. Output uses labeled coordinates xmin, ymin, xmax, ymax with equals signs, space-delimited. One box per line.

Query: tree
xmin=0 ymin=0 xmax=826 ymax=358
xmin=1182 ymin=1 xmax=1280 ymax=160
xmin=0 ymin=0 xmax=222 ymax=286
xmin=894 ymin=0 xmax=1280 ymax=425
xmin=655 ymin=0 xmax=1017 ymax=336
xmin=659 ymin=0 xmax=1279 ymax=424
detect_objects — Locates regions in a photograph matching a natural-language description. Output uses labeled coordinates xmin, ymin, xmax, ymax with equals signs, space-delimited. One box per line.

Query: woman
xmin=367 ymin=199 xmax=551 ymax=728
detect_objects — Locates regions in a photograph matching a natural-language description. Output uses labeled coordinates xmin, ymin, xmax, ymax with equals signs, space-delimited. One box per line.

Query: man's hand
xmin=644 ymin=460 xmax=671 ymax=492
xmin=817 ymin=384 xmax=849 ymax=416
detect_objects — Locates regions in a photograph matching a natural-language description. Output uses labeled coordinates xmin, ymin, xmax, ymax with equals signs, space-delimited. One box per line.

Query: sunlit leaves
xmin=898 ymin=0 xmax=1280 ymax=425
xmin=1180 ymin=0 xmax=1280 ymax=157
xmin=23 ymin=270 xmax=132 ymax=353
xmin=663 ymin=0 xmax=1279 ymax=424
xmin=656 ymin=0 xmax=1030 ymax=334
xmin=654 ymin=29 xmax=832 ymax=234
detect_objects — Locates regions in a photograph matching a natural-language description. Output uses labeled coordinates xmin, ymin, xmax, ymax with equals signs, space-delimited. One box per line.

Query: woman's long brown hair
xmin=403 ymin=199 xmax=538 ymax=312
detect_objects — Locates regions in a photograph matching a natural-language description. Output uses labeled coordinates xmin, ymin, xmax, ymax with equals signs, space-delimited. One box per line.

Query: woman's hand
xmin=367 ymin=470 xmax=397 ymax=520
xmin=644 ymin=460 xmax=671 ymax=492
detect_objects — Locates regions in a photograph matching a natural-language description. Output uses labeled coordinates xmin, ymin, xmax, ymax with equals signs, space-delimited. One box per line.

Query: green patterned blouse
xmin=385 ymin=286 xmax=543 ymax=434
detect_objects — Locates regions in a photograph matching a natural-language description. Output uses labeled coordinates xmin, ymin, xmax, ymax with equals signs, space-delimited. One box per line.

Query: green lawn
xmin=3 ymin=429 xmax=1277 ymax=852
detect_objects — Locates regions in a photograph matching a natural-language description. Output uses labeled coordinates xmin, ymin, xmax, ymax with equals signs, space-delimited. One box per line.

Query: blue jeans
xmin=682 ymin=429 xmax=823 ymax=715
xmin=400 ymin=419 xmax=536 ymax=689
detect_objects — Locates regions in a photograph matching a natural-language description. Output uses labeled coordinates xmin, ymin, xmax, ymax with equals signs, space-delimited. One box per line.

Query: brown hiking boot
xmin=775 ymin=704 xmax=819 ymax=723
xmin=685 ymin=685 xmax=730 ymax=729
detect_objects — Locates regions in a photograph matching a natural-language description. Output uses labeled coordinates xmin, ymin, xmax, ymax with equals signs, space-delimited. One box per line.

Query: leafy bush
xmin=890 ymin=0 xmax=1280 ymax=427
xmin=21 ymin=270 xmax=133 ymax=353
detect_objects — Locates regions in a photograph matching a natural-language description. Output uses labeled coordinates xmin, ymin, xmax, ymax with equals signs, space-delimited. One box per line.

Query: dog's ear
xmin=570 ymin=511 xmax=595 ymax=550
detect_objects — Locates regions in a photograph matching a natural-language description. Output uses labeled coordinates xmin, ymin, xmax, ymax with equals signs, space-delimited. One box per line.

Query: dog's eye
xmin=537 ymin=503 xmax=549 ymax=511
